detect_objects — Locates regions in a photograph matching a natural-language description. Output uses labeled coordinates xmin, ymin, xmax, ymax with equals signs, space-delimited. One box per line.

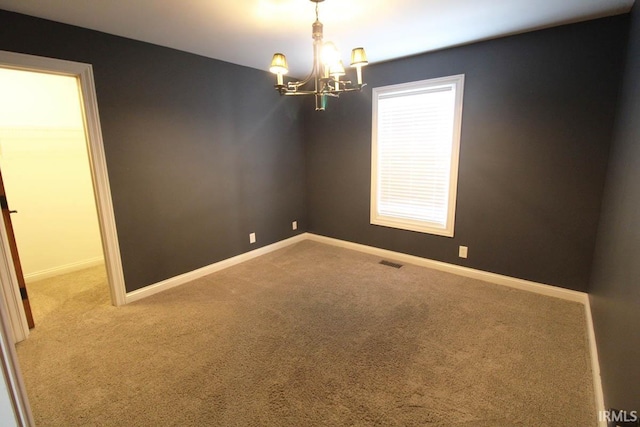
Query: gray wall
xmin=0 ymin=10 xmax=307 ymax=292
xmin=589 ymin=3 xmax=640 ymax=412
xmin=304 ymin=16 xmax=628 ymax=292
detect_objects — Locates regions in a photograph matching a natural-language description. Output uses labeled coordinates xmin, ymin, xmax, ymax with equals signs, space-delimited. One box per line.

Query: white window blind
xmin=371 ymin=75 xmax=464 ymax=237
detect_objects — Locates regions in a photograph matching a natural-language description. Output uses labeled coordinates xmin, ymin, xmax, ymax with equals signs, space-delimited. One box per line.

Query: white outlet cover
xmin=292 ymin=221 xmax=298 ymax=230
xmin=459 ymin=246 xmax=468 ymax=258
xmin=249 ymin=233 xmax=256 ymax=244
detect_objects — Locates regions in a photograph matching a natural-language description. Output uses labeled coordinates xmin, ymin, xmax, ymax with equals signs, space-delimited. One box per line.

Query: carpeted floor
xmin=16 ymin=241 xmax=596 ymax=426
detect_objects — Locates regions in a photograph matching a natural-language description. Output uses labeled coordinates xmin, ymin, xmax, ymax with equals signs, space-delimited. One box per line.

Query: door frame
xmin=0 ymin=50 xmax=127 ymax=344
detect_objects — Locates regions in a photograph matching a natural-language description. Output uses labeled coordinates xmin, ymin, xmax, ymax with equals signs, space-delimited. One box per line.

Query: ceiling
xmin=0 ymin=0 xmax=634 ymax=77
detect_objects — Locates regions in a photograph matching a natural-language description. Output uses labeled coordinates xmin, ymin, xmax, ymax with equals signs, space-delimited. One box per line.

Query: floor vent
xmin=379 ymin=260 xmax=403 ymax=269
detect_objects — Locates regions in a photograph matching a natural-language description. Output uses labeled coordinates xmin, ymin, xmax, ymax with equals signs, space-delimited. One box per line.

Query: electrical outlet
xmin=459 ymin=246 xmax=468 ymax=259
xmin=292 ymin=221 xmax=298 ymax=230
xmin=249 ymin=232 xmax=256 ymax=244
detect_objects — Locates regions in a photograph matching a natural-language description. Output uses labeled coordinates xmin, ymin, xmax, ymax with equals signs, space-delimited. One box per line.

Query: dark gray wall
xmin=0 ymin=10 xmax=307 ymax=292
xmin=589 ymin=3 xmax=640 ymax=412
xmin=304 ymin=16 xmax=628 ymax=292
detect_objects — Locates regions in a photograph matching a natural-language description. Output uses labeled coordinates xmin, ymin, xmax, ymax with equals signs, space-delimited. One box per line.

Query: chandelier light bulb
xmin=350 ymin=47 xmax=368 ymax=85
xmin=330 ymin=60 xmax=346 ymax=90
xmin=321 ymin=42 xmax=340 ymax=67
xmin=270 ymin=53 xmax=289 ymax=86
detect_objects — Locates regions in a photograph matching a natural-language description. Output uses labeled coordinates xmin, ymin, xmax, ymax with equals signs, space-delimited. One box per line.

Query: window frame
xmin=370 ymin=74 xmax=465 ymax=237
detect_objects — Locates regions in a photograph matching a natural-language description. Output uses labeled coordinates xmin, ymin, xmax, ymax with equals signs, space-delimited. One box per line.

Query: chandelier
xmin=269 ymin=0 xmax=368 ymax=111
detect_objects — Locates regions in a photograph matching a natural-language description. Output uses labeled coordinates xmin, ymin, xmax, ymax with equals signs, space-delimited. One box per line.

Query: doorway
xmin=0 ymin=51 xmax=126 ymax=344
xmin=0 ymin=67 xmax=108 ymax=332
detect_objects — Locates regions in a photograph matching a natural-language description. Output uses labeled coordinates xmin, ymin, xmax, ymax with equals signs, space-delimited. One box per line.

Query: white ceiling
xmin=0 ymin=0 xmax=634 ymax=77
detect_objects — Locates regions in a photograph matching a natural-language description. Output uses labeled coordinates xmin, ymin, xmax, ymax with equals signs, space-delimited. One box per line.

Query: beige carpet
xmin=16 ymin=241 xmax=596 ymax=426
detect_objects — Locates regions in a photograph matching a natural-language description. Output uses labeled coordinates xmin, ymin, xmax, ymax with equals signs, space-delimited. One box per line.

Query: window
xmin=371 ymin=75 xmax=464 ymax=237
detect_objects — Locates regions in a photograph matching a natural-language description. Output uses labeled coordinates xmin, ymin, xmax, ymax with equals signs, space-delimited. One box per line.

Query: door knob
xmin=9 ymin=210 xmax=17 ymax=214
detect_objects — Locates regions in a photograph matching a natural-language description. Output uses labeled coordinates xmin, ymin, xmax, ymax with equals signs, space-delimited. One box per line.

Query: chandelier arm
xmin=279 ymin=78 xmax=365 ymax=96
xmin=282 ymin=91 xmax=319 ymax=96
xmin=282 ymin=91 xmax=340 ymax=98
xmin=288 ymin=62 xmax=318 ymax=89
xmin=335 ymin=85 xmax=366 ymax=92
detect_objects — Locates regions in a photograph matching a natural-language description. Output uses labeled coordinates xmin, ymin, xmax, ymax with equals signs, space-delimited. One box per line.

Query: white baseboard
xmin=306 ymin=233 xmax=587 ymax=303
xmin=24 ymin=256 xmax=104 ymax=283
xmin=123 ymin=231 xmax=605 ymax=421
xmin=584 ymin=296 xmax=607 ymax=426
xmin=125 ymin=233 xmax=308 ymax=304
